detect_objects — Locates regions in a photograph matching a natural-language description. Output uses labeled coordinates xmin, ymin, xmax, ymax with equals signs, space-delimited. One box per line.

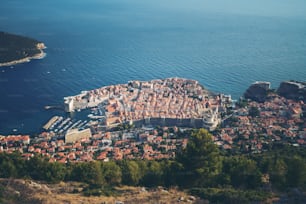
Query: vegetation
xmin=1 ymin=128 xmax=306 ymax=203
xmin=0 ymin=180 xmax=192 ymax=204
xmin=190 ymin=188 xmax=271 ymax=203
xmin=0 ymin=31 xmax=41 ymax=63
xmin=248 ymin=106 xmax=260 ymax=117
xmin=177 ymin=129 xmax=222 ymax=187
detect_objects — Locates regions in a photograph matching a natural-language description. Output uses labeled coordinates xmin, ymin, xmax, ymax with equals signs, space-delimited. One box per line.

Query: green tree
xmin=236 ymin=99 xmax=248 ymax=108
xmin=163 ymin=160 xmax=184 ymax=187
xmin=249 ymin=106 xmax=260 ymax=117
xmin=70 ymin=162 xmax=104 ymax=188
xmin=177 ymin=128 xmax=222 ymax=187
xmin=101 ymin=161 xmax=122 ymax=186
xmin=0 ymin=153 xmax=18 ymax=178
xmin=0 ymin=160 xmax=17 ymax=178
xmin=45 ymin=162 xmax=66 ymax=183
xmin=141 ymin=160 xmax=163 ymax=187
xmin=268 ymin=157 xmax=287 ymax=190
xmin=136 ymin=160 xmax=148 ymax=181
xmin=120 ymin=160 xmax=141 ymax=185
xmin=26 ymin=155 xmax=49 ymax=181
xmin=286 ymin=156 xmax=306 ymax=188
xmin=225 ymin=156 xmax=262 ymax=189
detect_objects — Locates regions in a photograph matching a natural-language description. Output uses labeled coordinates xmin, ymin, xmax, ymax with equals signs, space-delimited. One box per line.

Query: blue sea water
xmin=0 ymin=0 xmax=306 ymax=135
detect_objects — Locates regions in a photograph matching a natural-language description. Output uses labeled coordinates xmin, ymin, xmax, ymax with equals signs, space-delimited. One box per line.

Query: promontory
xmin=0 ymin=31 xmax=46 ymax=67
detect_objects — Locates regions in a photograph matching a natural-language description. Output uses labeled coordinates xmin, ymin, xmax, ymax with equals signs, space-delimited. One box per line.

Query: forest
xmin=1 ymin=129 xmax=306 ymax=203
xmin=0 ymin=31 xmax=41 ymax=63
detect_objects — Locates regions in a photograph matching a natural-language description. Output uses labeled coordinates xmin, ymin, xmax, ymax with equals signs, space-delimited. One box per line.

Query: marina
xmin=43 ymin=115 xmax=91 ymax=136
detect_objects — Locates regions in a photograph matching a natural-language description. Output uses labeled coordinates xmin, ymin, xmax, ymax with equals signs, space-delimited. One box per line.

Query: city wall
xmin=131 ymin=117 xmax=208 ymax=129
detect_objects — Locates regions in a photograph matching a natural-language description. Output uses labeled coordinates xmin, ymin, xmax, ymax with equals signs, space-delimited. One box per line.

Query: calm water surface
xmin=0 ymin=0 xmax=305 ymax=134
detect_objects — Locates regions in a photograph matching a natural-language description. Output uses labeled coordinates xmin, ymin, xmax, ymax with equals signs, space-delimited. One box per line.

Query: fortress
xmin=64 ymin=78 xmax=231 ymax=130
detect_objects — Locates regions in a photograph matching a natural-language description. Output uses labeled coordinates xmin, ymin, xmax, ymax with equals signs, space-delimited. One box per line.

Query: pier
xmin=43 ymin=116 xmax=59 ymax=130
xmin=44 ymin=105 xmax=64 ymax=110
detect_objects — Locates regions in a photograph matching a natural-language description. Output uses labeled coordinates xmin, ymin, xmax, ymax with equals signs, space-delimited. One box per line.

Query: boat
xmin=58 ymin=118 xmax=71 ymax=129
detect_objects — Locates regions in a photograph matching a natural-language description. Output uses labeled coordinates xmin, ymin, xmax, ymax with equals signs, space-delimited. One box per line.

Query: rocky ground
xmin=0 ymin=178 xmax=202 ymax=204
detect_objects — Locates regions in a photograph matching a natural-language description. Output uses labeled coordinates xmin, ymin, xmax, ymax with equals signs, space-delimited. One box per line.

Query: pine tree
xmin=178 ymin=128 xmax=222 ymax=187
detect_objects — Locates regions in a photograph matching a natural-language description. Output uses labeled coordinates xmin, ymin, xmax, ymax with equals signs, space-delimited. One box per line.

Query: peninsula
xmin=64 ymin=78 xmax=232 ymax=130
xmin=1 ymin=79 xmax=305 ymax=204
xmin=0 ymin=31 xmax=46 ymax=67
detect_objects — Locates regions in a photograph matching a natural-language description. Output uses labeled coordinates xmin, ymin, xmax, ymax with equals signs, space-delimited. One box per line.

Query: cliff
xmin=277 ymin=81 xmax=306 ymax=102
xmin=0 ymin=31 xmax=46 ymax=67
xmin=244 ymin=80 xmax=306 ymax=103
xmin=244 ymin=81 xmax=271 ymax=102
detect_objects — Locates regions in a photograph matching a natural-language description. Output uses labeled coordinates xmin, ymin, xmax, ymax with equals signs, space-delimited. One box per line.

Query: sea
xmin=0 ymin=0 xmax=306 ymax=135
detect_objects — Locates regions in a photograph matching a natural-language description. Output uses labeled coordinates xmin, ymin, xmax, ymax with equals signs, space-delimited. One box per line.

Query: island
xmin=0 ymin=31 xmax=46 ymax=67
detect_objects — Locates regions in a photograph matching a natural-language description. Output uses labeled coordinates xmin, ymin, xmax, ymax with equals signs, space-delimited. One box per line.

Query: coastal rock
xmin=244 ymin=81 xmax=271 ymax=102
xmin=277 ymin=81 xmax=306 ymax=102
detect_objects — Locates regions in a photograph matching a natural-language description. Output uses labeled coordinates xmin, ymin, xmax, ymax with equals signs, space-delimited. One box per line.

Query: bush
xmin=190 ymin=188 xmax=271 ymax=204
xmin=83 ymin=186 xmax=118 ymax=197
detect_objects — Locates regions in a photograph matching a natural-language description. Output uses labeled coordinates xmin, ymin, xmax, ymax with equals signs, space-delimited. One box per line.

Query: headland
xmin=0 ymin=31 xmax=46 ymax=67
xmin=64 ymin=78 xmax=232 ymax=130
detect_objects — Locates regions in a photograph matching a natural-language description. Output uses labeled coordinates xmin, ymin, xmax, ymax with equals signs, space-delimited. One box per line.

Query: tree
xmin=26 ymin=155 xmax=49 ymax=181
xmin=70 ymin=162 xmax=104 ymax=188
xmin=120 ymin=160 xmax=141 ymax=185
xmin=236 ymin=99 xmax=248 ymax=108
xmin=177 ymin=128 xmax=222 ymax=187
xmin=286 ymin=156 xmax=306 ymax=188
xmin=268 ymin=157 xmax=288 ymax=190
xmin=249 ymin=106 xmax=260 ymax=117
xmin=225 ymin=156 xmax=262 ymax=189
xmin=141 ymin=161 xmax=163 ymax=187
xmin=163 ymin=160 xmax=184 ymax=187
xmin=45 ymin=162 xmax=66 ymax=183
xmin=0 ymin=153 xmax=23 ymax=178
xmin=101 ymin=161 xmax=122 ymax=186
xmin=0 ymin=160 xmax=17 ymax=178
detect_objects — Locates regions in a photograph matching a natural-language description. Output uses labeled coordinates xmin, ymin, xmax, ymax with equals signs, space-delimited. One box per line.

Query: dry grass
xmin=0 ymin=179 xmax=199 ymax=204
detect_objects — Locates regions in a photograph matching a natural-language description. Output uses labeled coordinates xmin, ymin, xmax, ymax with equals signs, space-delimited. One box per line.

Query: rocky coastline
xmin=0 ymin=43 xmax=46 ymax=67
xmin=244 ymin=80 xmax=306 ymax=102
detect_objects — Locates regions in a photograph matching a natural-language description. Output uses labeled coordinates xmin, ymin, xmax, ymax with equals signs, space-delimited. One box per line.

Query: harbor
xmin=63 ymin=78 xmax=232 ymax=131
xmin=42 ymin=115 xmax=91 ymax=137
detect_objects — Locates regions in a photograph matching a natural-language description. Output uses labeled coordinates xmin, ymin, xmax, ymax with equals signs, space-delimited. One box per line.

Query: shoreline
xmin=0 ymin=43 xmax=46 ymax=67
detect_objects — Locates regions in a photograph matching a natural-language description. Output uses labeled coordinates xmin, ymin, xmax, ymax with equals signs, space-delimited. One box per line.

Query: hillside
xmin=0 ymin=179 xmax=198 ymax=204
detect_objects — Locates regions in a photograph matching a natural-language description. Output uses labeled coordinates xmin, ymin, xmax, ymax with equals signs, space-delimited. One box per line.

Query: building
xmin=202 ymin=107 xmax=220 ymax=131
xmin=0 ymin=135 xmax=30 ymax=146
xmin=65 ymin=128 xmax=92 ymax=143
xmin=64 ymin=97 xmax=74 ymax=112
